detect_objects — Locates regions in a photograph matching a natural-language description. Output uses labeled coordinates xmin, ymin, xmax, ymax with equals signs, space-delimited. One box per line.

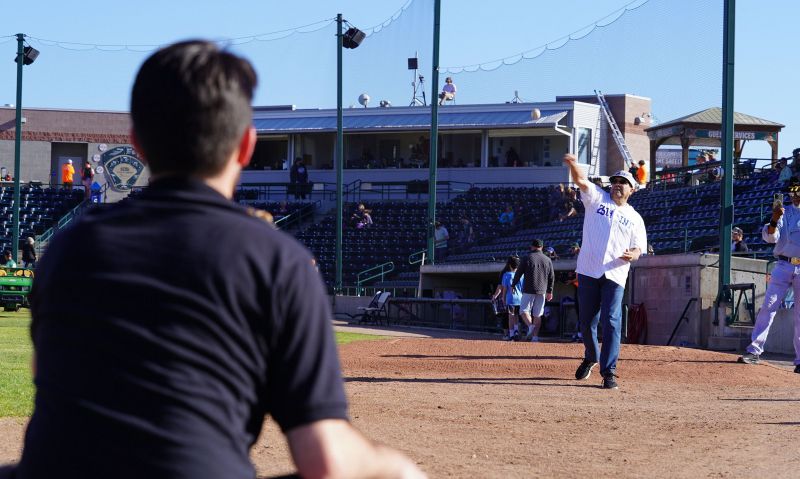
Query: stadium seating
xmin=0 ymin=186 xmax=83 ymax=252
xmin=279 ymin=168 xmax=780 ymax=290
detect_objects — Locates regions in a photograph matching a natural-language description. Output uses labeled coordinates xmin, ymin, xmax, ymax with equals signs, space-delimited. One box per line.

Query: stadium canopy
xmin=252 ymin=104 xmax=571 ymax=135
xmin=644 ymin=107 xmax=784 ymax=166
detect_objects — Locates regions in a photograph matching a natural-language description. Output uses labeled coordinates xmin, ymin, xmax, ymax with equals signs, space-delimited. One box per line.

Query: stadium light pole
xmin=335 ymin=15 xmax=365 ymax=294
xmin=336 ymin=14 xmax=344 ymax=294
xmin=12 ymin=34 xmax=38 ymax=264
xmin=426 ymin=0 xmax=442 ymax=264
xmin=717 ymin=0 xmax=735 ymax=305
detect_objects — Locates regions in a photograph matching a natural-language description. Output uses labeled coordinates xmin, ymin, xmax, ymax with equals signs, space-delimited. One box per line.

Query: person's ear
xmin=237 ymin=126 xmax=256 ymax=168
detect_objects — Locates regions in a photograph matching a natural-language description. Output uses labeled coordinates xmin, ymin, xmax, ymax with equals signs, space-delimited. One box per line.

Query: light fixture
xmin=13 ymin=45 xmax=39 ymax=65
xmin=379 ymin=100 xmax=392 ymax=108
xmin=343 ymin=27 xmax=365 ymax=49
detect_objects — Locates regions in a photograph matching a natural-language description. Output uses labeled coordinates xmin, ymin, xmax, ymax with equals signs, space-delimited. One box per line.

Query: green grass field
xmin=0 ymin=312 xmax=386 ymax=418
xmin=0 ymin=311 xmax=34 ymax=417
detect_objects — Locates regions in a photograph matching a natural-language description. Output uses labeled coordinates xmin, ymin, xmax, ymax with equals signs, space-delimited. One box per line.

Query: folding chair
xmin=355 ymin=292 xmax=391 ymax=325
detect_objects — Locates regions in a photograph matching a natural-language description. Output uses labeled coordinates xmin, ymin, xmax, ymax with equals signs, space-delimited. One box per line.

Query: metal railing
xmin=34 ymin=198 xmax=90 ymax=258
xmin=355 ymin=261 xmax=395 ymax=296
xmin=386 ymin=297 xmax=498 ymax=332
xmin=274 ymin=201 xmax=318 ymax=230
xmin=408 ymin=249 xmax=426 ymax=265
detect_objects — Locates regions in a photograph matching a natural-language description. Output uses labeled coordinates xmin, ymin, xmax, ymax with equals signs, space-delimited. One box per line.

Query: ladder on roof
xmin=595 ymin=90 xmax=635 ymax=168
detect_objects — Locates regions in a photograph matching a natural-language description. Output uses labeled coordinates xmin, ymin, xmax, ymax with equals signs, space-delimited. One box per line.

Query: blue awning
xmin=254 ymin=109 xmax=568 ymax=134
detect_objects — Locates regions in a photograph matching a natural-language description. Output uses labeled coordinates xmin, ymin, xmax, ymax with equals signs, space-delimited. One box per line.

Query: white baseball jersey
xmin=576 ymin=183 xmax=647 ymax=287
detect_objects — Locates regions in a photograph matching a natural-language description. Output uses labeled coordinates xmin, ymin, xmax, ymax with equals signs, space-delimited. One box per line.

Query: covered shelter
xmin=644 ymin=107 xmax=783 ymax=168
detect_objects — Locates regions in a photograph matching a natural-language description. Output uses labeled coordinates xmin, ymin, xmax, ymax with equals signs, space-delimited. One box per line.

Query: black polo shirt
xmin=17 ymin=178 xmax=348 ymax=479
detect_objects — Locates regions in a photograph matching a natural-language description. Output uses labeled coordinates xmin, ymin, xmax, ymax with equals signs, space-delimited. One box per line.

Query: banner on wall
xmin=100 ymin=146 xmax=145 ymax=191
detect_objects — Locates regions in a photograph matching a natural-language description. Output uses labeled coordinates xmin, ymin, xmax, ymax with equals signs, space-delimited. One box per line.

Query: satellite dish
xmin=531 ymin=108 xmax=541 ymax=120
xmin=358 ymin=93 xmax=370 ymax=108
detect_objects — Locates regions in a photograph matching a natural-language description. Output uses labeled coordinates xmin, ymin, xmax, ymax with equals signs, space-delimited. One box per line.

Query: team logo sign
xmin=101 ymin=146 xmax=145 ymax=191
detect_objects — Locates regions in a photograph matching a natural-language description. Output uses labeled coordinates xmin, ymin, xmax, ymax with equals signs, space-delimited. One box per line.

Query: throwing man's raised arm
xmin=563 ymin=154 xmax=592 ymax=193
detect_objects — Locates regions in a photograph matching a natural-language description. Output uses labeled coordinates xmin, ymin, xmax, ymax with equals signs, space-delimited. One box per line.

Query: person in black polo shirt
xmin=6 ymin=41 xmax=424 ymax=479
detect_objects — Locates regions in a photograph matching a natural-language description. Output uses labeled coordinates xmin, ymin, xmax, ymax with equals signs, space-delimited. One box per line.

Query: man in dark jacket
xmin=512 ymin=238 xmax=554 ymax=341
xmin=290 ymin=157 xmax=309 ymax=199
xmin=4 ymin=40 xmax=423 ymax=479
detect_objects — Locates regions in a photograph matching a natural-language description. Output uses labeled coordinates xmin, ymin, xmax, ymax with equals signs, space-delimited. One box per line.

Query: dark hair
xmin=499 ymin=255 xmax=519 ymax=279
xmin=130 ymin=40 xmax=257 ymax=177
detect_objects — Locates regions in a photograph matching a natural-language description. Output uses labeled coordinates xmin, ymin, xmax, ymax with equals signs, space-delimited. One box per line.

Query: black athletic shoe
xmin=738 ymin=352 xmax=760 ymax=365
xmin=794 ymin=364 xmax=800 ymax=374
xmin=575 ymin=360 xmax=597 ymax=380
xmin=602 ymin=373 xmax=619 ymax=390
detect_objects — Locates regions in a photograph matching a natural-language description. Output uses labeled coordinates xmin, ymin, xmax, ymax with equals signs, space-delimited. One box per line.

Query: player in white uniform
xmin=739 ymin=178 xmax=800 ymax=373
xmin=564 ymin=154 xmax=647 ymax=389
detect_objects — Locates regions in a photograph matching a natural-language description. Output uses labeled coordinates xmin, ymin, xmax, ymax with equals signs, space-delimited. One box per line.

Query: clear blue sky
xmin=1 ymin=0 xmax=796 ymax=158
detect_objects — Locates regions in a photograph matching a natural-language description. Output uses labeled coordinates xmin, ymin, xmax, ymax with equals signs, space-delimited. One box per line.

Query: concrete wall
xmin=631 ymin=254 xmax=769 ymax=350
xmin=416 ymin=253 xmax=792 ymax=355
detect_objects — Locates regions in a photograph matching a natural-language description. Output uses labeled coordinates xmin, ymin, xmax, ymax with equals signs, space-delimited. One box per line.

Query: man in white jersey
xmin=738 ymin=178 xmax=800 ymax=373
xmin=563 ymin=154 xmax=647 ymax=389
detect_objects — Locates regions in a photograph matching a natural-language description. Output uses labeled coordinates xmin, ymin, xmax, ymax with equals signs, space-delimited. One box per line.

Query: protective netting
xmin=14 ymin=0 xmax=723 ymax=127
xmin=438 ymin=0 xmax=722 ymax=126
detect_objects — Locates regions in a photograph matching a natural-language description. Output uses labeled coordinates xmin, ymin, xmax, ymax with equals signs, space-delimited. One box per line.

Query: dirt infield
xmin=2 ymin=338 xmax=799 ymax=477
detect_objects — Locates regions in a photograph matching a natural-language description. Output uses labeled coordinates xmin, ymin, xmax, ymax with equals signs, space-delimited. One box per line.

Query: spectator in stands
xmin=491 ymin=255 xmax=523 ymax=341
xmin=456 ymin=217 xmax=474 ymax=249
xmin=351 ymin=203 xmax=373 ymax=229
xmin=434 ymin=221 xmax=450 ymax=260
xmin=628 ymin=161 xmax=639 ymax=179
xmin=289 ymin=157 xmax=309 ymax=200
xmin=2 ymin=249 xmax=16 ymax=268
xmin=739 ymin=177 xmax=800 ymax=374
xmin=635 ymin=160 xmax=648 ymax=188
xmin=438 ymin=76 xmax=456 ymax=105
xmin=81 ymin=161 xmax=95 ymax=199
xmin=505 ymin=147 xmax=521 ymax=167
xmin=7 ymin=40 xmax=424 ymax=479
xmin=22 ymin=237 xmax=36 ymax=269
xmin=558 ymin=200 xmax=577 ymax=222
xmin=565 ymin=153 xmax=647 ymax=390
xmin=61 ymin=159 xmax=75 ymax=190
xmin=793 ymin=148 xmax=800 ymax=172
xmin=498 ymin=205 xmax=515 ymax=229
xmin=731 ymin=227 xmax=749 ymax=253
xmin=548 ymin=184 xmax=564 ymax=219
xmin=565 ymin=186 xmax=578 ymax=203
xmin=777 ymin=158 xmax=793 ymax=183
xmin=568 ymin=242 xmax=581 ymax=258
xmin=512 ymin=239 xmax=554 ymax=342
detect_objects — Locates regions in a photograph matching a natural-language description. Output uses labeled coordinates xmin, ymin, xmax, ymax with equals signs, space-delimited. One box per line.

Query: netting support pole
xmin=12 ymin=34 xmax=26 ymax=263
xmin=426 ymin=0 xmax=441 ymax=264
xmin=717 ymin=0 xmax=735 ymax=308
xmin=335 ymin=14 xmax=344 ymax=294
